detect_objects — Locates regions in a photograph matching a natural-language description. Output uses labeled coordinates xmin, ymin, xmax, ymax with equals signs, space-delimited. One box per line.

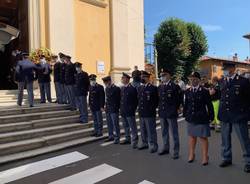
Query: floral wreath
xmin=29 ymin=48 xmax=53 ymax=64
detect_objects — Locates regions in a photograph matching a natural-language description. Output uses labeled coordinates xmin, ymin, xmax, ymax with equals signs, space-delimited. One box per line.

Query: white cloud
xmin=202 ymin=24 xmax=223 ymax=32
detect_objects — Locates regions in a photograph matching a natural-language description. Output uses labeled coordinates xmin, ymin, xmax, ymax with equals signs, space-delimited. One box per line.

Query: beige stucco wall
xmin=29 ymin=0 xmax=145 ymax=85
xmin=110 ymin=0 xmax=145 ymax=83
xmin=127 ymin=0 xmax=145 ymax=71
xmin=46 ymin=0 xmax=76 ymax=59
xmin=74 ymin=0 xmax=111 ymax=80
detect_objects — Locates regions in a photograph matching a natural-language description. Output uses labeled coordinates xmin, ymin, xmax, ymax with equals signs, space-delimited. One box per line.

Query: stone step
xmin=0 ymin=115 xmax=80 ymax=133
xmin=0 ymin=98 xmax=56 ymax=104
xmin=0 ymin=120 xmax=161 ymax=161
xmin=0 ymin=124 xmax=107 ymax=156
xmin=0 ymin=90 xmax=40 ymax=95
xmin=0 ymin=94 xmax=26 ymax=99
xmin=0 ymin=110 xmax=79 ymax=124
xmin=0 ymin=135 xmax=106 ymax=165
xmin=0 ymin=112 xmax=140 ymax=133
xmin=0 ymin=123 xmax=87 ymax=144
xmin=0 ymin=104 xmax=70 ymax=116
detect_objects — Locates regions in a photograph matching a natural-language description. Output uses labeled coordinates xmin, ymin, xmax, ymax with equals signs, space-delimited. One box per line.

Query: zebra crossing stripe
xmin=49 ymin=163 xmax=122 ymax=184
xmin=138 ymin=180 xmax=155 ymax=184
xmin=0 ymin=152 xmax=88 ymax=184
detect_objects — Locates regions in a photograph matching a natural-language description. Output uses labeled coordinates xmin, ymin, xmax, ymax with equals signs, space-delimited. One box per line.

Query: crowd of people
xmin=14 ymin=52 xmax=250 ymax=173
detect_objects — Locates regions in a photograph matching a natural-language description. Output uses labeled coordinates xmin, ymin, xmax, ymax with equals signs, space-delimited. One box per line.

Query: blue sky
xmin=144 ymin=0 xmax=250 ymax=60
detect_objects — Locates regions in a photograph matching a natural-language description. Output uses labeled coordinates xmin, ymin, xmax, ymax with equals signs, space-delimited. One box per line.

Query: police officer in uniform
xmin=15 ymin=52 xmax=37 ymax=107
xmin=158 ymin=69 xmax=182 ymax=159
xmin=102 ymin=76 xmax=121 ymax=144
xmin=36 ymin=55 xmax=52 ymax=103
xmin=89 ymin=74 xmax=105 ymax=137
xmin=138 ymin=71 xmax=158 ymax=153
xmin=64 ymin=55 xmax=76 ymax=110
xmin=59 ymin=53 xmax=68 ymax=104
xmin=183 ymin=72 xmax=214 ymax=166
xmin=218 ymin=63 xmax=250 ymax=173
xmin=52 ymin=55 xmax=63 ymax=104
xmin=120 ymin=72 xmax=139 ymax=148
xmin=132 ymin=66 xmax=141 ymax=89
xmin=74 ymin=62 xmax=90 ymax=123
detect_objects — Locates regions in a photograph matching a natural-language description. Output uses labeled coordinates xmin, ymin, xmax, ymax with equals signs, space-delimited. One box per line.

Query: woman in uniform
xmin=183 ymin=72 xmax=214 ymax=166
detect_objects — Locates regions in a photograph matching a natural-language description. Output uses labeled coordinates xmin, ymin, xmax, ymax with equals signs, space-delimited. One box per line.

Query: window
xmin=213 ymin=65 xmax=217 ymax=73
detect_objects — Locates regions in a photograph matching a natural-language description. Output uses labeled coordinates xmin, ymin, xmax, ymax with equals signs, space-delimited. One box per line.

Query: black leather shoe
xmin=172 ymin=155 xmax=179 ymax=160
xmin=96 ymin=134 xmax=103 ymax=137
xmin=219 ymin=161 xmax=232 ymax=168
xmin=244 ymin=164 xmax=250 ymax=173
xmin=202 ymin=156 xmax=209 ymax=166
xmin=158 ymin=150 xmax=169 ymax=156
xmin=91 ymin=133 xmax=97 ymax=137
xmin=120 ymin=140 xmax=131 ymax=145
xmin=188 ymin=155 xmax=195 ymax=163
xmin=104 ymin=138 xmax=114 ymax=142
xmin=138 ymin=144 xmax=149 ymax=150
xmin=132 ymin=143 xmax=138 ymax=149
xmin=149 ymin=148 xmax=158 ymax=153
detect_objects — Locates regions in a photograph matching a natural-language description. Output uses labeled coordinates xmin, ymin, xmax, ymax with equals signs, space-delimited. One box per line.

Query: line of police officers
xmin=15 ymin=52 xmax=250 ymax=173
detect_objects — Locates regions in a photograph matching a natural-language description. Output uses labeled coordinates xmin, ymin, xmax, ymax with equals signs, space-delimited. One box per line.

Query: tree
xmin=154 ymin=18 xmax=190 ymax=75
xmin=154 ymin=18 xmax=208 ymax=79
xmin=184 ymin=22 xmax=208 ymax=78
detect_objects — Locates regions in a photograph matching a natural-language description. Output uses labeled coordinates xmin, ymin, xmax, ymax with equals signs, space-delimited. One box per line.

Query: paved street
xmin=0 ymin=118 xmax=250 ymax=184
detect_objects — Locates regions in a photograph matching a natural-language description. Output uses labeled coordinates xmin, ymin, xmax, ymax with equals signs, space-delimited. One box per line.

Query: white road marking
xmin=138 ymin=180 xmax=155 ymax=184
xmin=100 ymin=117 xmax=185 ymax=147
xmin=49 ymin=163 xmax=122 ymax=184
xmin=0 ymin=152 xmax=88 ymax=184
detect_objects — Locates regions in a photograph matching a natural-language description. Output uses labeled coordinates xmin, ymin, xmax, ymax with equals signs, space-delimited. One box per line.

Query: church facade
xmin=30 ymin=0 xmax=145 ymax=82
xmin=0 ymin=0 xmax=144 ymax=89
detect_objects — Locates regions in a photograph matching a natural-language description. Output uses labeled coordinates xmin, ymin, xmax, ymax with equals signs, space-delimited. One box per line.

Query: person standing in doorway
xmin=15 ymin=52 xmax=37 ymax=107
xmin=37 ymin=55 xmax=52 ymax=103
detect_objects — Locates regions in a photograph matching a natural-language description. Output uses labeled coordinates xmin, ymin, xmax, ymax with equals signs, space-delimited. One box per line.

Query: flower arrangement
xmin=30 ymin=48 xmax=53 ymax=64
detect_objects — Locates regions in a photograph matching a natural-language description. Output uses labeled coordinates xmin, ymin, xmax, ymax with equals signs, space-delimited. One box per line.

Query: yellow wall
xmin=74 ymin=0 xmax=111 ymax=78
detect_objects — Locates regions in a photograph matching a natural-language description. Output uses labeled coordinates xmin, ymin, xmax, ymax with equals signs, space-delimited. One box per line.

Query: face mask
xmin=90 ymin=81 xmax=96 ymax=86
xmin=105 ymin=83 xmax=111 ymax=88
xmin=191 ymin=78 xmax=199 ymax=87
xmin=141 ymin=78 xmax=146 ymax=84
xmin=76 ymin=67 xmax=81 ymax=73
xmin=40 ymin=58 xmax=46 ymax=64
xmin=223 ymin=70 xmax=229 ymax=77
xmin=161 ymin=76 xmax=168 ymax=82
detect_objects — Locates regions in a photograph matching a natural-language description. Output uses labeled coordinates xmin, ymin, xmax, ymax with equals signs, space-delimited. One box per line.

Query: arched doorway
xmin=0 ymin=0 xmax=29 ymax=89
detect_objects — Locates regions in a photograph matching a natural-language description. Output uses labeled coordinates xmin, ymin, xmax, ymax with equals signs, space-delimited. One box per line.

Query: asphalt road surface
xmin=1 ymin=118 xmax=250 ymax=184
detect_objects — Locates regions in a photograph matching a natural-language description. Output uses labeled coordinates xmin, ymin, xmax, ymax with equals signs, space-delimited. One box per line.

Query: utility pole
xmin=243 ymin=34 xmax=250 ymax=60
